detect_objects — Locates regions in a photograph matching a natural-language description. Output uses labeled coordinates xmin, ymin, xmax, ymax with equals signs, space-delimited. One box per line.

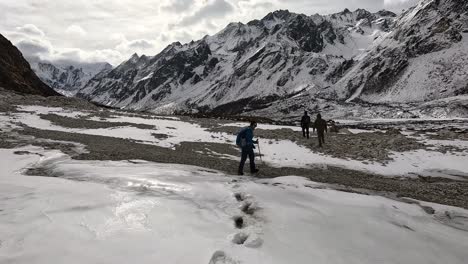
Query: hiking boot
xmin=238 ymin=171 xmax=244 ymax=176
xmin=251 ymin=169 xmax=259 ymax=174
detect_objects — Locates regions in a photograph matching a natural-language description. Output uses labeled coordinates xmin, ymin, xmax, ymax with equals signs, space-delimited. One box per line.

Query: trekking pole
xmin=257 ymin=140 xmax=263 ymax=164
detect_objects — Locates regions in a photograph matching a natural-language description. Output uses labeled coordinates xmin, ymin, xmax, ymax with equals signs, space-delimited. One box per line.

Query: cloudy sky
xmin=0 ymin=0 xmax=418 ymax=66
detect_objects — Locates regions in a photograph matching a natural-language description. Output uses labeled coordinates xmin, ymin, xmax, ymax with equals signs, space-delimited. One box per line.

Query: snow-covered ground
xmin=1 ymin=146 xmax=468 ymax=264
xmin=9 ymin=105 xmax=468 ymax=179
xmin=2 ymin=105 xmax=468 ymax=263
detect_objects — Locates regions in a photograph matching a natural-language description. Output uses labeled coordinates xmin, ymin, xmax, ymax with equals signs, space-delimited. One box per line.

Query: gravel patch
xmin=40 ymin=113 xmax=156 ymax=130
xmin=151 ymin=133 xmax=171 ymax=140
xmin=426 ymin=128 xmax=468 ymax=141
xmin=0 ymin=87 xmax=99 ymax=111
xmin=208 ymin=126 xmax=428 ymax=162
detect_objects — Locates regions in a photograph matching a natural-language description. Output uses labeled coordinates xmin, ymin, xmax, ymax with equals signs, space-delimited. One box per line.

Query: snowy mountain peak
xmin=31 ymin=61 xmax=112 ymax=96
xmin=377 ymin=10 xmax=397 ymax=17
xmin=335 ymin=0 xmax=468 ymax=104
xmin=342 ymin=8 xmax=352 ymax=14
xmin=262 ymin=9 xmax=294 ymax=22
xmin=78 ymin=0 xmax=468 ymax=118
xmin=129 ymin=53 xmax=140 ymax=62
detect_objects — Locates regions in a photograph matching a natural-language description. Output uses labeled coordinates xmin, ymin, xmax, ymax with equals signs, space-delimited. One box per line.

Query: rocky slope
xmin=77 ymin=8 xmax=396 ymax=111
xmin=32 ymin=61 xmax=112 ymax=96
xmin=78 ymin=0 xmax=467 ymax=118
xmin=332 ymin=0 xmax=468 ymax=104
xmin=0 ymin=34 xmax=59 ymax=97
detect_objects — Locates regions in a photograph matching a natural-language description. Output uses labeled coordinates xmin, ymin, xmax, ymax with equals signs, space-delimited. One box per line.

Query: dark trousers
xmin=318 ymin=131 xmax=325 ymax=147
xmin=239 ymin=146 xmax=256 ymax=173
xmin=302 ymin=126 xmax=310 ymax=139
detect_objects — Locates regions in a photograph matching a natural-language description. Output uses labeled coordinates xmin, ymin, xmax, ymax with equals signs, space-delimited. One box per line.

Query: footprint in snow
xmin=240 ymin=201 xmax=258 ymax=215
xmin=230 ymin=232 xmax=264 ymax=248
xmin=233 ymin=192 xmax=245 ymax=202
xmin=233 ymin=215 xmax=244 ymax=229
xmin=231 ymin=232 xmax=249 ymax=245
xmin=208 ymin=251 xmax=239 ymax=264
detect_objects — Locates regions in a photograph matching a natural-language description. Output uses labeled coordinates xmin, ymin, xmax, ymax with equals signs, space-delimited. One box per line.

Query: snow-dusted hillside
xmin=77 ymin=0 xmax=467 ymax=118
xmin=332 ymin=0 xmax=468 ymax=103
xmin=32 ymin=61 xmax=112 ymax=96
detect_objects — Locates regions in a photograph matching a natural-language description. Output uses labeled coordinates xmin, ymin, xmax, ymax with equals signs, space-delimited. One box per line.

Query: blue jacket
xmin=236 ymin=127 xmax=255 ymax=148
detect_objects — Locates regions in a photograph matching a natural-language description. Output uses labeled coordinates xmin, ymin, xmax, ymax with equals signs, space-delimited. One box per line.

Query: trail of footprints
xmin=231 ymin=191 xmax=264 ymax=248
xmin=208 ymin=182 xmax=264 ymax=264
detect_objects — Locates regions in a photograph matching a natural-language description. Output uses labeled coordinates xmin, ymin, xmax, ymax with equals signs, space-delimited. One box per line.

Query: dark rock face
xmin=326 ymin=59 xmax=354 ymax=84
xmin=377 ymin=10 xmax=397 ymax=17
xmin=286 ymin=15 xmax=324 ymax=52
xmin=0 ymin=34 xmax=59 ymax=96
xmin=355 ymin=9 xmax=376 ymax=23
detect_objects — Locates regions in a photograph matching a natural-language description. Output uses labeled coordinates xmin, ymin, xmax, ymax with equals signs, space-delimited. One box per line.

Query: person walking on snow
xmin=300 ymin=111 xmax=311 ymax=139
xmin=236 ymin=121 xmax=259 ymax=175
xmin=313 ymin=113 xmax=328 ymax=147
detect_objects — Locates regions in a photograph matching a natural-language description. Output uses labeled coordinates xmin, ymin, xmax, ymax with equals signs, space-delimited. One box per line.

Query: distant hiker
xmin=300 ymin=111 xmax=311 ymax=139
xmin=236 ymin=121 xmax=259 ymax=176
xmin=313 ymin=114 xmax=328 ymax=147
xmin=328 ymin=120 xmax=339 ymax=133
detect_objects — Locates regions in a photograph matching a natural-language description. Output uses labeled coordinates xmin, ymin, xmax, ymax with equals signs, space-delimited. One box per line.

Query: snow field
xmin=1 ymin=146 xmax=468 ymax=263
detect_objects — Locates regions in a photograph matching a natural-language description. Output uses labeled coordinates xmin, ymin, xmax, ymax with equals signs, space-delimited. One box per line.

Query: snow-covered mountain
xmin=32 ymin=61 xmax=112 ymax=96
xmin=77 ymin=0 xmax=467 ymax=118
xmin=332 ymin=0 xmax=468 ymax=104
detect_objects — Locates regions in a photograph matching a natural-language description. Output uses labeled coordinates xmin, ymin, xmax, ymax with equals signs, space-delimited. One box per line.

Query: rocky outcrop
xmin=0 ymin=34 xmax=59 ymax=96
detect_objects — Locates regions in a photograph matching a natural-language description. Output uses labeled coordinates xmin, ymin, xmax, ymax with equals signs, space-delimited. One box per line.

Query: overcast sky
xmin=0 ymin=0 xmax=419 ymax=66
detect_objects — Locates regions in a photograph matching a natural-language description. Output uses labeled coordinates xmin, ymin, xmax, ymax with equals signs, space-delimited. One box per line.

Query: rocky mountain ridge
xmin=77 ymin=0 xmax=467 ymax=119
xmin=0 ymin=33 xmax=59 ymax=97
xmin=31 ymin=61 xmax=112 ymax=96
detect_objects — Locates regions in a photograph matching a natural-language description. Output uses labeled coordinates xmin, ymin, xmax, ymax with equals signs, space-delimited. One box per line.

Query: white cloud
xmin=384 ymin=0 xmax=413 ymax=5
xmin=0 ymin=0 xmax=421 ymax=66
xmin=161 ymin=0 xmax=195 ymax=12
xmin=15 ymin=24 xmax=45 ymax=37
xmin=65 ymin=25 xmax=87 ymax=37
xmin=52 ymin=48 xmax=123 ymax=65
xmin=5 ymin=23 xmax=124 ymax=65
xmin=15 ymin=38 xmax=53 ymax=58
xmin=178 ymin=0 xmax=235 ymax=26
xmin=5 ymin=24 xmax=54 ymax=61
xmin=116 ymin=38 xmax=158 ymax=55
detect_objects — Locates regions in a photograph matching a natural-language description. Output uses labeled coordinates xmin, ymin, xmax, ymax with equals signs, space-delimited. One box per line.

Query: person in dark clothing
xmin=313 ymin=114 xmax=328 ymax=147
xmin=236 ymin=121 xmax=259 ymax=175
xmin=328 ymin=120 xmax=339 ymax=133
xmin=300 ymin=111 xmax=311 ymax=139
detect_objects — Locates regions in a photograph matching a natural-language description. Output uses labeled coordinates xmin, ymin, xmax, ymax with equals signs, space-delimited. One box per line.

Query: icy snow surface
xmin=1 ymin=146 xmax=468 ymax=263
xmin=17 ymin=105 xmax=230 ymax=149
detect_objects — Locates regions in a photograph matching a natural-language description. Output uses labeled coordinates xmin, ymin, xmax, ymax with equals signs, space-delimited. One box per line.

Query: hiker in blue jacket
xmin=236 ymin=121 xmax=259 ymax=175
